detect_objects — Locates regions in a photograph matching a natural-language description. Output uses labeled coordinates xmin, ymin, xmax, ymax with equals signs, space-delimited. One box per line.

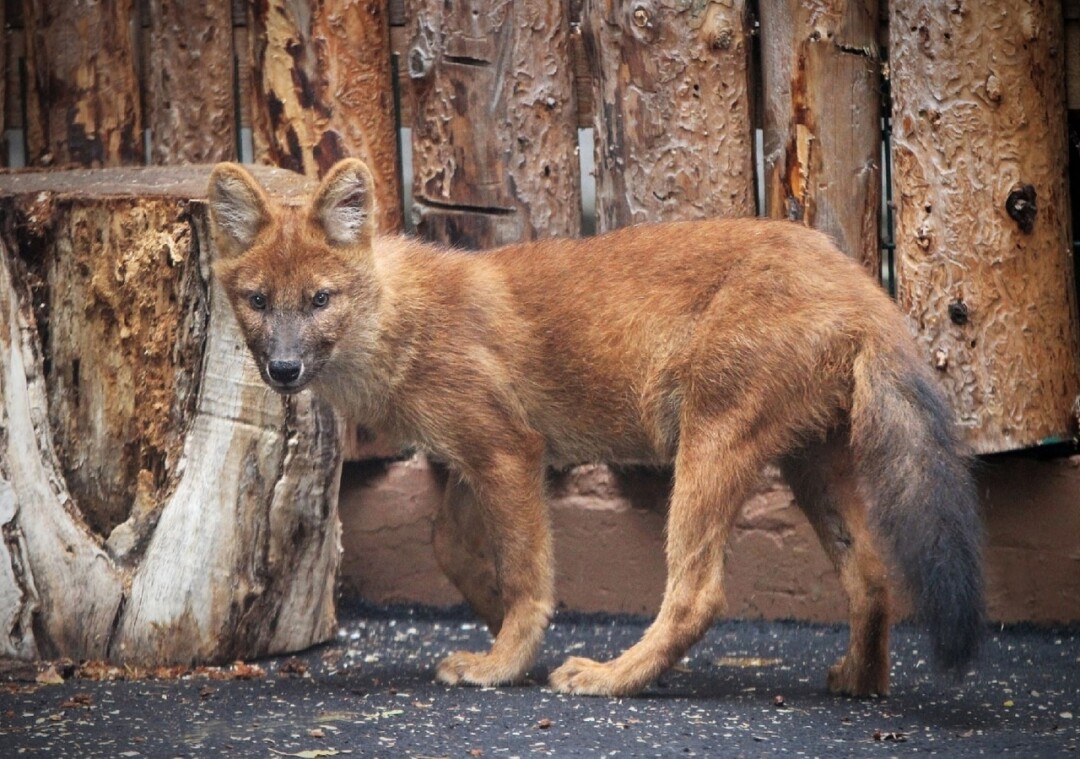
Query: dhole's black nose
xmin=267 ymin=359 xmax=302 ymax=384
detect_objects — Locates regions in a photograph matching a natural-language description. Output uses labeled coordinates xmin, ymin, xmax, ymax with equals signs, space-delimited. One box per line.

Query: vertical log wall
xmin=407 ymin=0 xmax=581 ymax=249
xmin=247 ymin=0 xmax=403 ymax=233
xmin=583 ymin=0 xmax=755 ymax=230
xmin=760 ymin=0 xmax=882 ymax=274
xmin=890 ymin=0 xmax=1080 ymax=453
xmin=21 ymin=0 xmax=143 ymax=167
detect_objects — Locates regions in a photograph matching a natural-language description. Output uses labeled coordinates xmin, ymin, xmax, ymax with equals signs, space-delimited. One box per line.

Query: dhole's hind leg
xmin=549 ymin=426 xmax=763 ymax=697
xmin=781 ymin=433 xmax=891 ymax=697
xmin=433 ymin=476 xmax=505 ymax=634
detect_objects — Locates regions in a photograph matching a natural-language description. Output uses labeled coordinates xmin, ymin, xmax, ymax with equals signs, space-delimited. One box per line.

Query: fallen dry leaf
xmin=279 ymin=657 xmax=310 ymax=677
xmin=872 ymin=730 xmax=907 ymax=742
xmin=59 ymin=693 xmax=93 ymax=709
xmin=36 ymin=666 xmax=64 ymax=685
xmin=229 ymin=661 xmax=267 ymax=680
xmin=76 ymin=661 xmax=128 ymax=682
xmin=151 ymin=665 xmax=190 ymax=680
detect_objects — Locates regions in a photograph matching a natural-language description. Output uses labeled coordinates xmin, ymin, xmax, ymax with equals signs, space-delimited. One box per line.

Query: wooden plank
xmin=583 ymin=0 xmax=755 ymax=231
xmin=146 ymin=0 xmax=237 ymax=164
xmin=246 ymin=0 xmax=403 ymax=233
xmin=890 ymin=0 xmax=1080 ymax=453
xmin=760 ymin=0 xmax=882 ymax=276
xmin=21 ymin=0 xmax=143 ymax=167
xmin=407 ymin=0 xmax=581 ymax=248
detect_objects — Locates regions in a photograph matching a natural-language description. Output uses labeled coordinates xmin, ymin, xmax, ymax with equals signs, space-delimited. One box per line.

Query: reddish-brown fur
xmin=209 ymin=159 xmax=984 ymax=698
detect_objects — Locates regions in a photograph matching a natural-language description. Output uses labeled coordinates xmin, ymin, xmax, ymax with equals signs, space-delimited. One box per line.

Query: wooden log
xmin=760 ymin=0 xmax=882 ymax=275
xmin=246 ymin=0 xmax=403 ymax=234
xmin=21 ymin=0 xmax=143 ymax=167
xmin=582 ymin=0 xmax=755 ymax=231
xmin=146 ymin=0 xmax=238 ymax=164
xmin=407 ymin=0 xmax=582 ymax=248
xmin=890 ymin=0 xmax=1080 ymax=453
xmin=0 ymin=166 xmax=342 ymax=663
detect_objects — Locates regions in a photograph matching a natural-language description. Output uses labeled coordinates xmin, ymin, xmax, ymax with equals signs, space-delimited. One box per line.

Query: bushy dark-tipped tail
xmin=851 ymin=347 xmax=985 ymax=673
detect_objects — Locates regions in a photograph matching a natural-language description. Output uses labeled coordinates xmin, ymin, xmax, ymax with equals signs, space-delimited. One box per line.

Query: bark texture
xmin=0 ymin=166 xmax=342 ymax=664
xmin=247 ymin=0 xmax=403 ymax=233
xmin=583 ymin=0 xmax=755 ymax=231
xmin=890 ymin=0 xmax=1080 ymax=453
xmin=146 ymin=0 xmax=237 ymax=164
xmin=21 ymin=0 xmax=143 ymax=167
xmin=760 ymin=0 xmax=882 ymax=274
xmin=407 ymin=0 xmax=582 ymax=248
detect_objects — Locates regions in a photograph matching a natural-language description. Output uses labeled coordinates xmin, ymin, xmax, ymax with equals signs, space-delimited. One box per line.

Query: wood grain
xmin=146 ymin=0 xmax=237 ymax=164
xmin=760 ymin=0 xmax=882 ymax=275
xmin=407 ymin=0 xmax=582 ymax=248
xmin=246 ymin=0 xmax=403 ymax=233
xmin=583 ymin=0 xmax=755 ymax=231
xmin=890 ymin=0 xmax=1080 ymax=453
xmin=21 ymin=0 xmax=143 ymax=167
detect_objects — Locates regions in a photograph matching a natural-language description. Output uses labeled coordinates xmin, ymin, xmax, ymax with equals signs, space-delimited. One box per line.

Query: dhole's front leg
xmin=435 ymin=437 xmax=554 ymax=687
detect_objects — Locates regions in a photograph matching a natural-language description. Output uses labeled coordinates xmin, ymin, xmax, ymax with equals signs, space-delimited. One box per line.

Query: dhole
xmin=208 ymin=159 xmax=984 ymax=697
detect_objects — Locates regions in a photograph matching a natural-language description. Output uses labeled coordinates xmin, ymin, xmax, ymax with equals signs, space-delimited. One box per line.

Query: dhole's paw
xmin=435 ymin=651 xmax=522 ymax=687
xmin=826 ymin=656 xmax=889 ymax=698
xmin=549 ymin=656 xmax=638 ymax=697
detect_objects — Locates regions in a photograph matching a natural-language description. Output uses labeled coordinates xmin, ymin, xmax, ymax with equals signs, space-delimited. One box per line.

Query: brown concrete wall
xmin=339 ymin=454 xmax=1080 ymax=624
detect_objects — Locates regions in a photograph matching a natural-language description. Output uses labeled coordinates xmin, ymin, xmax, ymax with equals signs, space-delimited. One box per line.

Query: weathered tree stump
xmin=760 ymin=0 xmax=882 ymax=274
xmin=890 ymin=0 xmax=1080 ymax=453
xmin=0 ymin=166 xmax=342 ymax=664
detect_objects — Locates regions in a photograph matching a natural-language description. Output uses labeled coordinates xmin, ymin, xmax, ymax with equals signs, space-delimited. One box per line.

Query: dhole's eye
xmin=312 ymin=290 xmax=331 ymax=309
xmin=248 ymin=293 xmax=267 ymax=311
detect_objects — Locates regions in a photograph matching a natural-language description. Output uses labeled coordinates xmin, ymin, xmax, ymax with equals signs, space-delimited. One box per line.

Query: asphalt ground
xmin=1 ymin=602 xmax=1076 ymax=758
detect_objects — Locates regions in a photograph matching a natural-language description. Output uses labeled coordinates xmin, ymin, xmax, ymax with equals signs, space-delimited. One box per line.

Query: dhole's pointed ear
xmin=207 ymin=163 xmax=272 ymax=256
xmin=310 ymin=159 xmax=375 ymax=248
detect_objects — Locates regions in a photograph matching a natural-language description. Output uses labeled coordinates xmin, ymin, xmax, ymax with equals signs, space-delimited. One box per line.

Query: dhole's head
xmin=208 ymin=159 xmax=378 ymax=395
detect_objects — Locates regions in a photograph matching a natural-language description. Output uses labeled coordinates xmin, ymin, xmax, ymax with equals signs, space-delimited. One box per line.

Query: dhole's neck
xmin=310 ymin=235 xmax=439 ymax=432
